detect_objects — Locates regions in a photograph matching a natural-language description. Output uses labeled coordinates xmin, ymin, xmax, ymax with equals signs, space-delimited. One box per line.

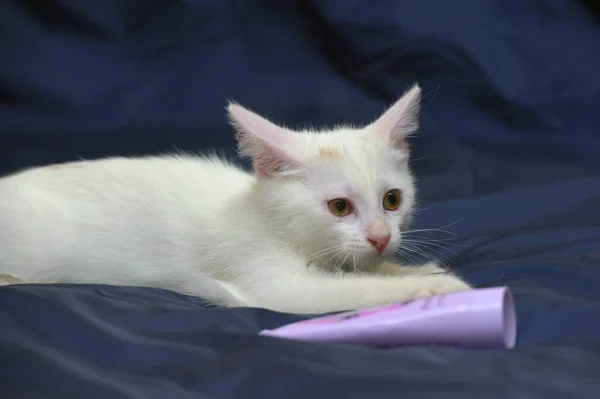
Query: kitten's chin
xmin=357 ymin=254 xmax=393 ymax=268
xmin=343 ymin=252 xmax=395 ymax=272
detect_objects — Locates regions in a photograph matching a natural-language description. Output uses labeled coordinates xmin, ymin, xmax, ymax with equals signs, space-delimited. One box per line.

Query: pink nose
xmin=367 ymin=234 xmax=390 ymax=253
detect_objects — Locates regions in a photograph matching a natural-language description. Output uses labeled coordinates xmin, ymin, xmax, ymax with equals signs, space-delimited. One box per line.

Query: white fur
xmin=0 ymin=84 xmax=471 ymax=314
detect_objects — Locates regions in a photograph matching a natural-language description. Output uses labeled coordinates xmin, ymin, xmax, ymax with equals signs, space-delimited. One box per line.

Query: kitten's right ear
xmin=369 ymin=84 xmax=422 ymax=151
xmin=227 ymin=102 xmax=301 ymax=178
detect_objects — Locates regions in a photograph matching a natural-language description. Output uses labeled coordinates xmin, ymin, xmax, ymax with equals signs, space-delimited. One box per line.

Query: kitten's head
xmin=228 ymin=85 xmax=421 ymax=269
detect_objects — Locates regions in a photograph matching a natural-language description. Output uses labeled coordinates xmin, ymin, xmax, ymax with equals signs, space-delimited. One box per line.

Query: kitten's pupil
xmin=386 ymin=192 xmax=398 ymax=205
xmin=335 ymin=200 xmax=346 ymax=212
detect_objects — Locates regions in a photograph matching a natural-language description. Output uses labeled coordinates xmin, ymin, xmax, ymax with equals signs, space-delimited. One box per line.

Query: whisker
xmin=395 ymin=247 xmax=422 ymax=265
xmin=335 ymin=251 xmax=352 ymax=271
xmin=402 ymin=218 xmax=467 ymax=237
xmin=398 ymin=243 xmax=434 ymax=259
xmin=308 ymin=244 xmax=346 ymax=257
xmin=403 ymin=243 xmax=458 ymax=267
xmin=398 ymin=244 xmax=438 ymax=264
xmin=408 ymin=154 xmax=446 ymax=165
xmin=399 ymin=240 xmax=460 ymax=267
xmin=306 ymin=245 xmax=346 ymax=261
xmin=401 ymin=239 xmax=465 ymax=257
xmin=402 ymin=228 xmax=458 ymax=237
xmin=322 ymin=249 xmax=346 ymax=268
xmin=402 ymin=236 xmax=467 ymax=246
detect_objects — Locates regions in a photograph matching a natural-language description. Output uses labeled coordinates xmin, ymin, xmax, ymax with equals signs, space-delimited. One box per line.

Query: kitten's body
xmin=0 ymin=85 xmax=471 ymax=313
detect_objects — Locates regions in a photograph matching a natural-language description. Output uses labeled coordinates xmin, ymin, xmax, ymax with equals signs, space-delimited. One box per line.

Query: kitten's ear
xmin=227 ymin=102 xmax=301 ymax=177
xmin=369 ymin=84 xmax=421 ymax=150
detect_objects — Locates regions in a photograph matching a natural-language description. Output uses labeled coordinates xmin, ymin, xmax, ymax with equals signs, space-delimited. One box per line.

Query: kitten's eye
xmin=327 ymin=198 xmax=353 ymax=217
xmin=382 ymin=189 xmax=402 ymax=211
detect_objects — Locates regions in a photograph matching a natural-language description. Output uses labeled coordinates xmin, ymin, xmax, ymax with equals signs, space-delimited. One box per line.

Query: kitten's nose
xmin=367 ymin=234 xmax=390 ymax=253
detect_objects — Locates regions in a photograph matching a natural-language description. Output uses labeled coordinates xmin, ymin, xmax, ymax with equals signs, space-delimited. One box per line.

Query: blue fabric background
xmin=1 ymin=1 xmax=600 ymax=398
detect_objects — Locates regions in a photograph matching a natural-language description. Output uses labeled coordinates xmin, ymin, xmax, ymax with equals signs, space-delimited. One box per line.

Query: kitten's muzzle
xmin=366 ymin=216 xmax=391 ymax=254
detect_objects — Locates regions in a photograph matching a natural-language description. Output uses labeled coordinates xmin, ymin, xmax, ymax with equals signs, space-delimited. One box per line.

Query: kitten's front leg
xmin=243 ymin=268 xmax=472 ymax=314
xmin=365 ymin=261 xmax=447 ymax=277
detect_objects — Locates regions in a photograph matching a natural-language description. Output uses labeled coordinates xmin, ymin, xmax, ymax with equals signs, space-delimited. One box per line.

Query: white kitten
xmin=0 ymin=84 xmax=471 ymax=314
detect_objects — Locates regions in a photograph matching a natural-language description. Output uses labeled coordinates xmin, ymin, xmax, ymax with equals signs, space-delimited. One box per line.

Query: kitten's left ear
xmin=368 ymin=84 xmax=421 ymax=150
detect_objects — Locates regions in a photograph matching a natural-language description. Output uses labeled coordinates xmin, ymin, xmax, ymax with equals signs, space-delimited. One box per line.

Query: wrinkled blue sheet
xmin=2 ymin=1 xmax=600 ymax=398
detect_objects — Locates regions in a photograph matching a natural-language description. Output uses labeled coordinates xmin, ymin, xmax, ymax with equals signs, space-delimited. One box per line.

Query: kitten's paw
xmin=407 ymin=274 xmax=472 ymax=300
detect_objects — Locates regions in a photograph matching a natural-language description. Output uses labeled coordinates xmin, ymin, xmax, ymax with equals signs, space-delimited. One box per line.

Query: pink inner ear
xmin=227 ymin=103 xmax=287 ymax=149
xmin=369 ymin=84 xmax=421 ymax=150
xmin=227 ymin=102 xmax=302 ymax=177
xmin=252 ymin=142 xmax=299 ymax=177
